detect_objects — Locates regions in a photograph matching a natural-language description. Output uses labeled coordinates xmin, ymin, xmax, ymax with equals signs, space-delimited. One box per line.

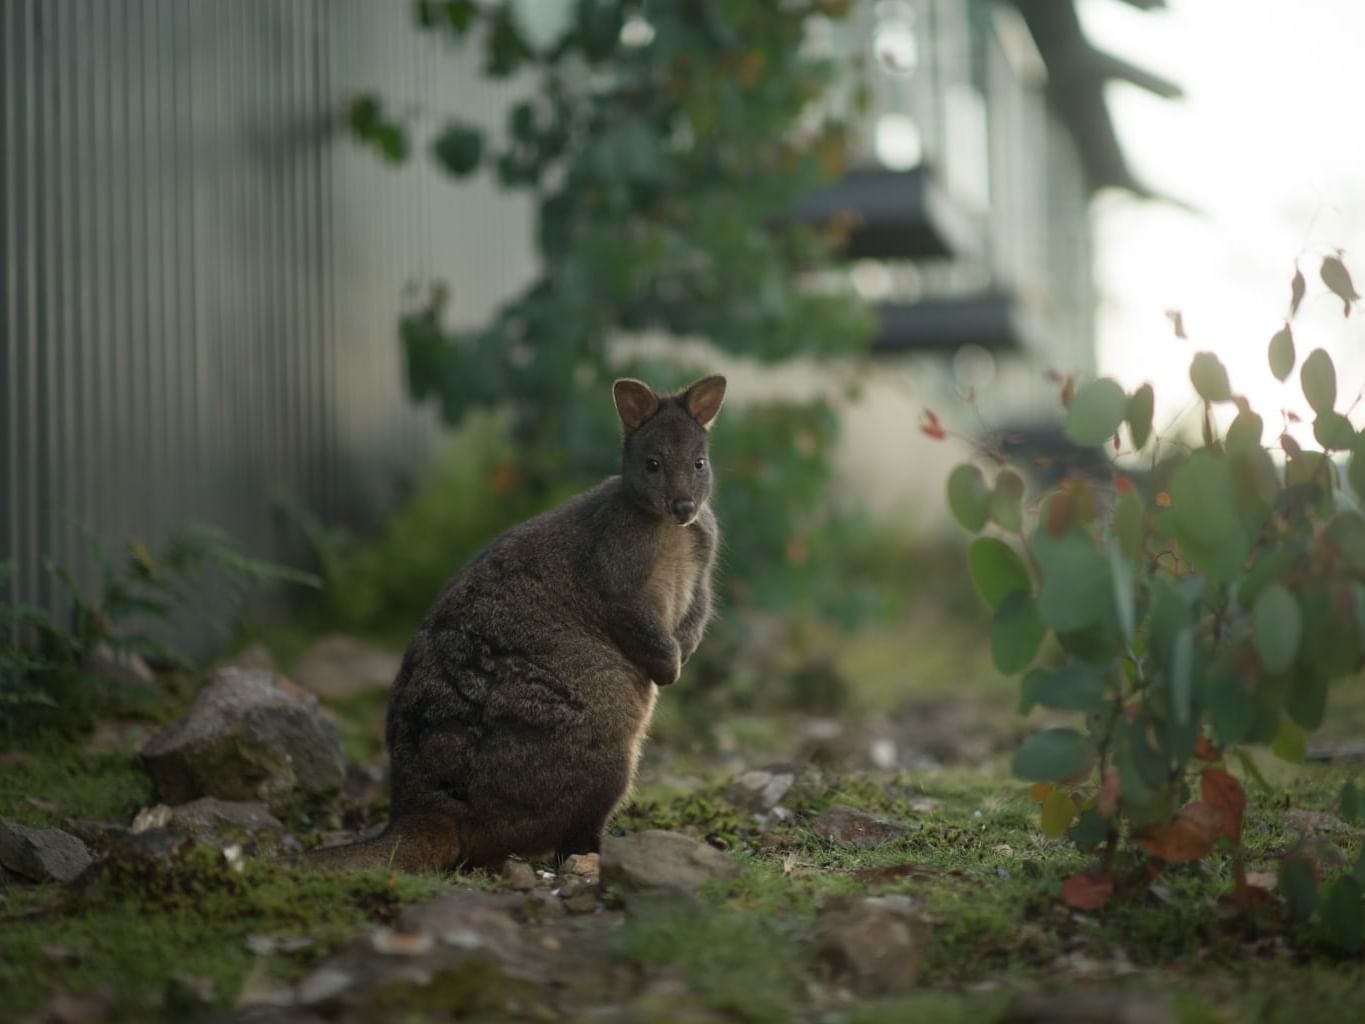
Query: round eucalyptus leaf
xmin=1012 ymin=728 xmax=1091 ymax=783
xmin=967 ymin=538 xmax=1031 ymax=611
xmin=1189 ymin=352 xmax=1233 ymax=403
xmin=991 ymin=590 xmax=1045 ymax=674
xmin=1268 ymin=325 xmax=1295 ymax=382
xmin=990 ymin=469 xmax=1025 ymax=533
xmin=1126 ymin=383 xmax=1154 ymax=450
xmin=947 ymin=464 xmax=990 ymax=532
xmin=1226 ymin=411 xmax=1263 ymax=454
xmin=1064 ymin=379 xmax=1127 ymax=446
xmin=1314 ymin=412 xmax=1355 ymax=451
xmin=1252 ymin=583 xmax=1301 ymax=674
xmin=1301 ymin=347 xmax=1338 ymax=414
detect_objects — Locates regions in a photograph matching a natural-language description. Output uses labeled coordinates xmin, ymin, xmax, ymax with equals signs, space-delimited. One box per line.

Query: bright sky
xmin=1078 ymin=0 xmax=1365 ymax=439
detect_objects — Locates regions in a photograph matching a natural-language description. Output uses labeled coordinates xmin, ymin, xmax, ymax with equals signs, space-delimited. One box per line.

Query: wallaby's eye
xmin=645 ymin=458 xmax=661 ymax=473
xmin=694 ymin=458 xmax=707 ymax=471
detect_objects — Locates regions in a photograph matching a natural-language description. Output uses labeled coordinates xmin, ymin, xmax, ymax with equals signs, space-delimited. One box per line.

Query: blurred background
xmin=2 ymin=0 xmax=1361 ymax=749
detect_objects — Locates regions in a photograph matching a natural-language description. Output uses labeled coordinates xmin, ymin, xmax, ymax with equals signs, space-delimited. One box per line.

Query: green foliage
xmin=0 ymin=528 xmax=318 ymax=737
xmin=350 ymin=0 xmax=874 ymax=626
xmin=943 ymin=256 xmax=1365 ymax=952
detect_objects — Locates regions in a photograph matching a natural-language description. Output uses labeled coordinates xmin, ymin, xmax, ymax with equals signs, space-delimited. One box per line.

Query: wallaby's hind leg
xmin=308 ymin=812 xmax=461 ymax=874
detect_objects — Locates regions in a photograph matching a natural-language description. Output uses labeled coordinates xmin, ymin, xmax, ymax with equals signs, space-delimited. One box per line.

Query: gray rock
xmin=290 ymin=634 xmax=402 ymax=701
xmin=815 ymin=894 xmax=930 ymax=994
xmin=809 ymin=804 xmax=911 ymax=847
xmin=600 ymin=830 xmax=741 ymax=892
xmin=140 ymin=668 xmax=347 ymax=810
xmin=724 ymin=769 xmax=795 ymax=812
xmin=500 ymin=859 xmax=538 ymax=891
xmin=136 ymin=797 xmax=284 ymax=840
xmin=0 ymin=818 xmax=92 ymax=883
xmin=65 ymin=818 xmax=195 ymax=864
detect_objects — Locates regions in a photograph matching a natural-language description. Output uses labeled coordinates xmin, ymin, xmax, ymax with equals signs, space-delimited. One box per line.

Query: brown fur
xmin=309 ymin=375 xmax=725 ymax=872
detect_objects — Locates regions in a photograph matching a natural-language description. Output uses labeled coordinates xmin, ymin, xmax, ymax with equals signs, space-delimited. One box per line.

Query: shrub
xmin=940 ymin=255 xmax=1365 ymax=952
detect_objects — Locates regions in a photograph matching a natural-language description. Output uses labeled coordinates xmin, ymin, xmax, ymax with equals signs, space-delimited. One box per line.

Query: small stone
xmin=560 ymin=852 xmax=600 ymax=878
xmin=501 ymin=859 xmax=538 ymax=891
xmin=290 ymin=634 xmax=402 ymax=701
xmin=370 ymin=928 xmax=435 ymax=956
xmin=724 ymin=770 xmax=795 ymax=812
xmin=809 ymin=805 xmax=911 ymax=847
xmin=0 ymin=818 xmax=92 ymax=883
xmin=815 ymin=894 xmax=930 ymax=995
xmin=220 ymin=643 xmax=279 ymax=674
xmin=296 ymin=966 xmax=353 ymax=1006
xmin=131 ymin=805 xmax=174 ymax=833
xmin=562 ymin=887 xmax=599 ymax=914
xmin=140 ymin=667 xmax=346 ymax=810
xmin=601 ymin=830 xmax=741 ymax=892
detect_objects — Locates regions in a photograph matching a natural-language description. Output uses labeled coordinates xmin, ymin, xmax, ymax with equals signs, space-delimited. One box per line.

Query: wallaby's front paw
xmin=644 ymin=646 xmax=682 ymax=686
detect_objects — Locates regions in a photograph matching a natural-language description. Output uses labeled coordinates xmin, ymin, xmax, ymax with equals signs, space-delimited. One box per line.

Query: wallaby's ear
xmin=683 ymin=375 xmax=727 ymax=430
xmin=613 ymin=378 xmax=659 ymax=431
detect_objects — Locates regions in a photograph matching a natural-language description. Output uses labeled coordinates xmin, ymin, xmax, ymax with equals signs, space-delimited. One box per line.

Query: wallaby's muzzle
xmin=671 ymin=498 xmax=697 ymax=524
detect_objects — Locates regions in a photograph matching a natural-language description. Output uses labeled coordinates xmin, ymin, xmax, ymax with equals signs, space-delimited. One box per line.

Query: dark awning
xmin=870 ymin=293 xmax=1043 ymax=354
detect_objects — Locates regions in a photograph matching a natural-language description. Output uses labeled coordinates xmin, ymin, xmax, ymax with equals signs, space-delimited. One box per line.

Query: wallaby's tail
xmin=307 ymin=813 xmax=461 ymax=874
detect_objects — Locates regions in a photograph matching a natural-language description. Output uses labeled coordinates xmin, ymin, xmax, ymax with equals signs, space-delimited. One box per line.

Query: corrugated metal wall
xmin=0 ymin=0 xmax=534 ymax=630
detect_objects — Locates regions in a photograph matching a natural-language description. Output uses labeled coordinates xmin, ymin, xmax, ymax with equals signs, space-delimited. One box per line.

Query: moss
xmin=0 ymin=848 xmax=440 ymax=1015
xmin=0 ymin=739 xmax=154 ymax=829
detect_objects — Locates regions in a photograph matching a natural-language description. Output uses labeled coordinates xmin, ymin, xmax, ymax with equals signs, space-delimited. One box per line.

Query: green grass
xmin=0 ymin=739 xmax=154 ymax=829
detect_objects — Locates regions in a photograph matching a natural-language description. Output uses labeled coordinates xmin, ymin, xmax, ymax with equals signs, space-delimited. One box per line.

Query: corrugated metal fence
xmin=0 ymin=0 xmax=534 ymax=635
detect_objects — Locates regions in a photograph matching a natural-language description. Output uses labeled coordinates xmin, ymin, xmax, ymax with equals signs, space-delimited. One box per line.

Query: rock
xmin=137 ymin=798 xmax=284 ymax=841
xmin=1002 ymin=992 xmax=1174 ymax=1024
xmin=809 ymin=804 xmax=911 ymax=847
xmin=600 ymin=830 xmax=741 ymax=892
xmin=140 ymin=667 xmax=347 ymax=809
xmin=559 ymin=853 xmax=600 ymax=878
xmin=724 ymin=769 xmax=795 ymax=812
xmin=0 ymin=818 xmax=92 ymax=883
xmin=291 ymin=634 xmax=402 ymax=701
xmin=65 ymin=817 xmax=195 ymax=866
xmin=501 ymin=859 xmax=538 ymax=891
xmin=815 ymin=894 xmax=930 ymax=995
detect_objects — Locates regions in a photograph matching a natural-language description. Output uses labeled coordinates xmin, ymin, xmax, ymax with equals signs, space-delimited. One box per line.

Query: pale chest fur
xmin=644 ymin=524 xmax=701 ymax=634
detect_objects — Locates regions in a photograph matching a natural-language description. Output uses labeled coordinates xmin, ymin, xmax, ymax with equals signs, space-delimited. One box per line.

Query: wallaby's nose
xmin=671 ymin=498 xmax=697 ymax=523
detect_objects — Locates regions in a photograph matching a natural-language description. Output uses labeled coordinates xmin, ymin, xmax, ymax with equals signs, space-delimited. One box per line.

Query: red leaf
xmin=1192 ymin=736 xmax=1220 ymax=762
xmin=1201 ymin=768 xmax=1246 ymax=843
xmin=1114 ymin=474 xmax=1135 ymax=494
xmin=1139 ymin=801 xmax=1223 ymax=862
xmin=1045 ymin=491 xmax=1077 ymax=538
xmin=1061 ymin=871 xmax=1115 ymax=910
xmin=919 ymin=409 xmax=946 ymax=440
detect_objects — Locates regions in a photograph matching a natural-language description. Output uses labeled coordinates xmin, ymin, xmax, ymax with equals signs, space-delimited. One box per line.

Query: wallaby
xmin=309 ymin=374 xmax=726 ymax=872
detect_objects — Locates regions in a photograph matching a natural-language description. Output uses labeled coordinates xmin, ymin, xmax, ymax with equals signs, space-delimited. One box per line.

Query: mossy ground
xmin=3 ymin=571 xmax=1364 ymax=1021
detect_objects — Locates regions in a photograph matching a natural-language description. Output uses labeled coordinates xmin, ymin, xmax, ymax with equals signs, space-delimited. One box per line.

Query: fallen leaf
xmin=1061 ymin=871 xmax=1114 ymax=910
xmin=1139 ymin=802 xmax=1223 ymax=862
xmin=1201 ymin=768 xmax=1247 ymax=843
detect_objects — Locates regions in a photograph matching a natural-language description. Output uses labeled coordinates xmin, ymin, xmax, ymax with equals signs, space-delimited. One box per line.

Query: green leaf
xmin=1349 ymin=438 xmax=1365 ymax=499
xmin=1109 ymin=546 xmax=1135 ymax=644
xmin=1170 ymin=627 xmax=1194 ymax=725
xmin=991 ymin=591 xmax=1045 ymax=674
xmin=1206 ymin=674 xmax=1254 ymax=747
xmin=1314 ymin=412 xmax=1355 ymax=451
xmin=1271 ymin=717 xmax=1306 ymax=763
xmin=1041 ymin=787 xmax=1076 ymax=838
xmin=947 ymin=465 xmax=991 ymax=532
xmin=1252 ymin=584 xmax=1301 ymax=674
xmin=1126 ymin=384 xmax=1154 ymax=450
xmin=1020 ymin=663 xmax=1109 ymax=714
xmin=1013 ymin=728 xmax=1091 ymax=782
xmin=1037 ymin=535 xmax=1114 ymax=634
xmin=1268 ymin=325 xmax=1296 ymax=382
xmin=1111 ymin=492 xmax=1145 ymax=565
xmin=967 ymin=538 xmax=1031 ymax=612
xmin=1167 ymin=451 xmax=1251 ymax=582
xmin=990 ymin=470 xmax=1025 ymax=533
xmin=432 ymin=123 xmax=485 ymax=177
xmin=1068 ymin=807 xmax=1110 ymax=850
xmin=1340 ymin=780 xmax=1362 ymax=824
xmin=1281 ymin=857 xmax=1318 ymax=921
xmin=1189 ymin=352 xmax=1233 ymax=402
xmin=1226 ymin=411 xmax=1263 ymax=455
xmin=1301 ymin=348 xmax=1337 ymax=414
xmin=1321 ymin=877 xmax=1364 ymax=954
xmin=1064 ymin=379 xmax=1127 ymax=446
